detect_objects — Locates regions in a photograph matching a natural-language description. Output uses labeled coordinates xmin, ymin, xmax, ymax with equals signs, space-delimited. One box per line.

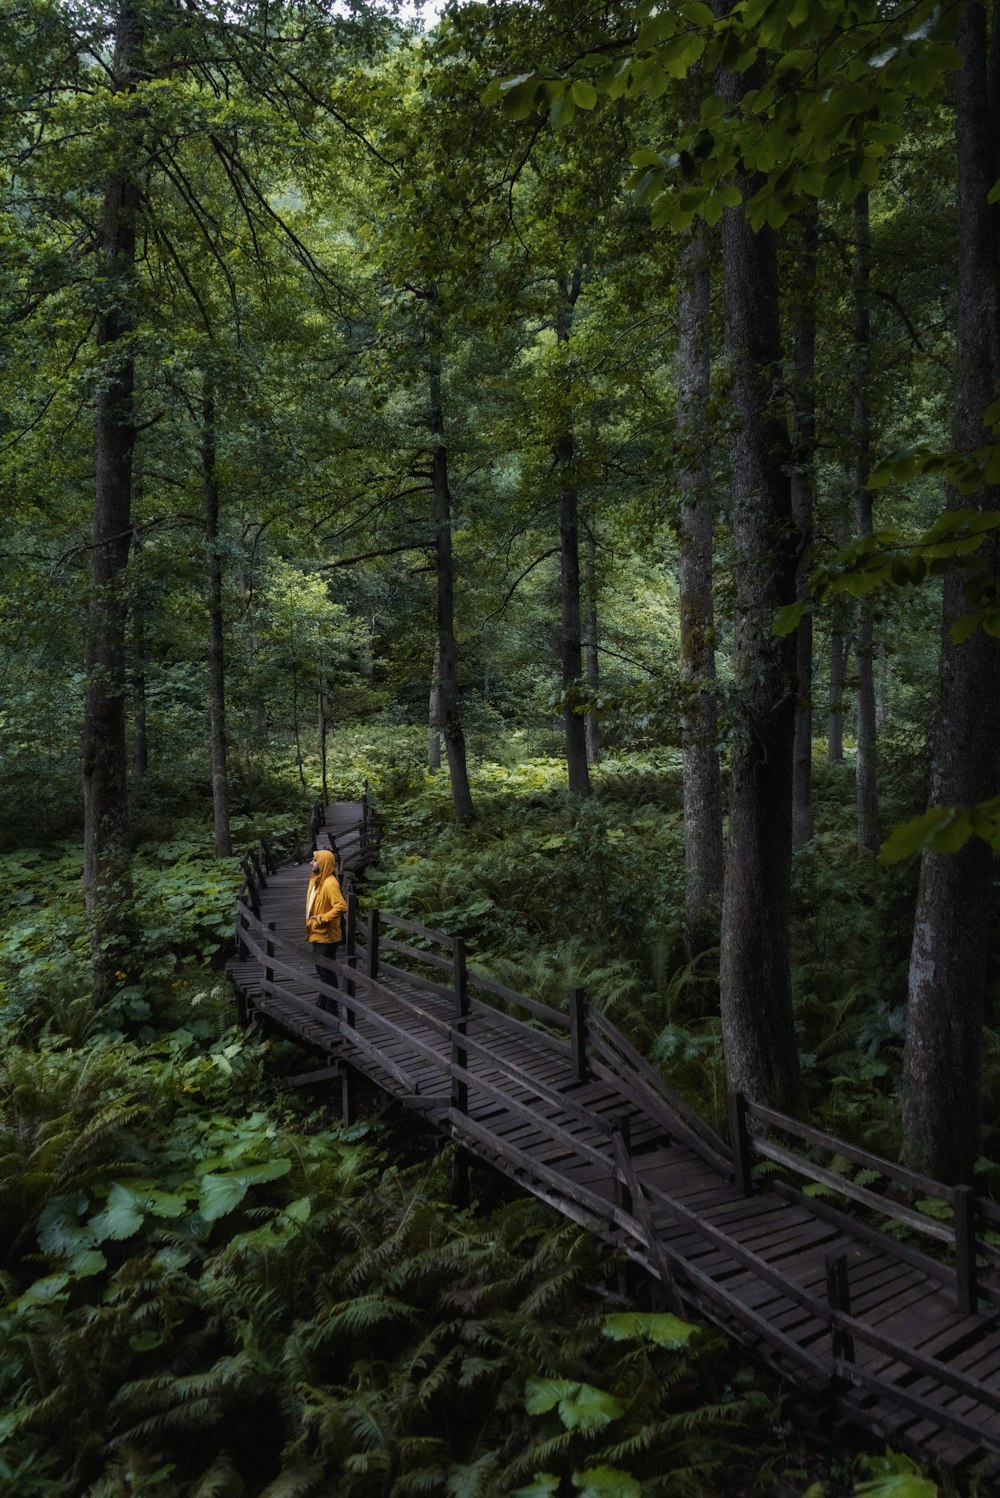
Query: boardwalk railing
xmin=729 ymin=1092 xmax=1000 ymax=1317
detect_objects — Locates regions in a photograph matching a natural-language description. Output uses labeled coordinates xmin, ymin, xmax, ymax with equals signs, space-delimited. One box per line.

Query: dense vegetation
xmin=2 ymin=0 xmax=998 ymax=1492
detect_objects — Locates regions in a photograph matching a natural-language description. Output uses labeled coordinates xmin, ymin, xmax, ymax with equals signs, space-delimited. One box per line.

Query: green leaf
xmin=69 ymin=1248 xmax=107 ymax=1277
xmin=199 ymin=1158 xmax=290 ymax=1222
xmin=572 ymin=1468 xmax=642 ymax=1498
xmin=510 ymin=1478 xmax=560 ymax=1498
xmin=570 ymin=79 xmax=598 ymax=110
xmin=524 ymin=1377 xmax=624 ymax=1432
xmin=772 ymin=600 xmax=806 ymax=636
xmin=550 ymin=90 xmax=577 ymax=128
xmin=878 ymin=806 xmax=974 ymax=864
xmin=89 ymin=1182 xmax=145 ymax=1241
xmin=989 ymin=178 xmax=1000 ymax=205
xmin=602 ymin=1311 xmax=698 ymax=1348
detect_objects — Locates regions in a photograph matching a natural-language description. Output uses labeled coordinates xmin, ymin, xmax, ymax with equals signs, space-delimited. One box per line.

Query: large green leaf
xmin=524 ymin=1377 xmax=623 ymax=1432
xmin=572 ymin=1468 xmax=642 ymax=1498
xmin=601 ymin=1311 xmax=698 ymax=1348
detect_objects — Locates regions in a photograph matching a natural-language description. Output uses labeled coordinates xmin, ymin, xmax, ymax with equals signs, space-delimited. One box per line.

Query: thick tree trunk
xmin=582 ymin=526 xmax=601 ymax=766
xmin=715 ymin=31 xmax=803 ymax=1116
xmin=202 ymin=373 xmax=232 ymax=858
xmin=676 ymin=222 xmax=723 ymax=948
xmin=82 ymin=1 xmax=142 ymax=994
xmin=902 ymin=0 xmax=1000 ymax=1184
xmin=131 ymin=523 xmax=148 ymax=779
xmin=853 ymin=192 xmax=879 ymax=857
xmin=828 ymin=499 xmax=850 ymax=763
xmin=429 ymin=335 xmax=475 ymax=824
xmin=790 ymin=211 xmax=817 ymax=850
xmin=428 ymin=639 xmax=442 ymax=772
xmin=556 ymin=271 xmax=592 ymax=797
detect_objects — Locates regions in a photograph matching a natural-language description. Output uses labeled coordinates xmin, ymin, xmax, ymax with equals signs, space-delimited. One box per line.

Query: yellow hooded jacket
xmin=305 ymin=849 xmax=347 ymax=944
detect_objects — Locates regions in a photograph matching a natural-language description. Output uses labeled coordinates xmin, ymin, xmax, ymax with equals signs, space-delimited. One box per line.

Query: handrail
xmin=731 ymin=1091 xmax=989 ymax=1315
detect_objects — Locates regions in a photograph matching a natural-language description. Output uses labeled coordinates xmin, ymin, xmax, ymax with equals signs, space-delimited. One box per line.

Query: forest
xmin=1 ymin=0 xmax=999 ymax=1492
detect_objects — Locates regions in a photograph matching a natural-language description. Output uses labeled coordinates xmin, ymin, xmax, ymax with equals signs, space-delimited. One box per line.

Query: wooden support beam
xmin=954 ymin=1184 xmax=978 ymax=1316
xmin=825 ymin=1252 xmax=854 ymax=1368
xmin=569 ymin=987 xmax=588 ymax=1082
xmin=728 ymin=1090 xmax=753 ymax=1197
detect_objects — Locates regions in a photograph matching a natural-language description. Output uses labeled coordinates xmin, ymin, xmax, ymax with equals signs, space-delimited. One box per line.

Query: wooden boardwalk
xmin=228 ymin=801 xmax=1000 ymax=1490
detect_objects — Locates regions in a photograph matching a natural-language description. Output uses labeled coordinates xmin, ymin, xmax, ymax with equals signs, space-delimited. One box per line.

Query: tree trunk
xmin=790 ymin=209 xmax=817 ymax=850
xmin=901 ymin=0 xmax=1000 ymax=1184
xmin=428 ymin=639 xmax=442 ymax=773
xmin=318 ymin=672 xmax=329 ymax=806
xmin=202 ymin=372 xmax=232 ymax=858
xmin=715 ymin=27 xmax=804 ymax=1116
xmin=428 ymin=327 xmax=475 ymax=824
xmin=131 ymin=522 xmax=148 ymax=779
xmin=82 ymin=0 xmax=142 ymax=995
xmin=555 ymin=271 xmax=592 ymax=797
xmin=828 ymin=500 xmax=850 ymax=763
xmin=676 ymin=221 xmax=723 ymax=949
xmin=853 ymin=192 xmax=880 ymax=857
xmin=582 ymin=525 xmax=601 ymax=766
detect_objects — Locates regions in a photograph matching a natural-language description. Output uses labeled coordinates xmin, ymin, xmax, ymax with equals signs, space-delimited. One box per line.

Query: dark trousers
xmin=310 ymin=940 xmax=341 ymax=1011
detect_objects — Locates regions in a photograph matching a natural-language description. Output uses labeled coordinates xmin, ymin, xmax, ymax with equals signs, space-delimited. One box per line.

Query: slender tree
xmin=714 ymin=18 xmax=804 ymax=1116
xmin=555 ymin=267 xmax=592 ymax=798
xmin=83 ymin=0 xmax=143 ymax=990
xmin=853 ymin=191 xmax=880 ymax=857
xmin=790 ymin=210 xmax=817 ymax=850
xmin=676 ymin=220 xmax=723 ymax=945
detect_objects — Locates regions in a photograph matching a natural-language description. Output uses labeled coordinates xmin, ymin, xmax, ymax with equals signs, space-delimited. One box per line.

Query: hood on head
xmin=312 ymin=848 xmax=336 ymax=879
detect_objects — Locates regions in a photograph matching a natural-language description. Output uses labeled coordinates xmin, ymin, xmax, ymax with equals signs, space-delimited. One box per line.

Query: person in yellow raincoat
xmin=305 ymin=848 xmax=347 ymax=1003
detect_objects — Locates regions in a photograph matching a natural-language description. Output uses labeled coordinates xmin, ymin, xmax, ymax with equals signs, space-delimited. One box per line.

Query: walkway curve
xmin=228 ymin=799 xmax=1000 ymax=1490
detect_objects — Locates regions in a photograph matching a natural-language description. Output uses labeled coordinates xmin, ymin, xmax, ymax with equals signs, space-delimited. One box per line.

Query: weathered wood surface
xmin=228 ymin=802 xmax=1000 ymax=1490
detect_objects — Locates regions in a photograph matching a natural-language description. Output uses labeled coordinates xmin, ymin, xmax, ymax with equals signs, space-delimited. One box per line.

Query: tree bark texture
xmin=583 ymin=525 xmax=601 ymax=766
xmin=428 ymin=639 xmax=442 ymax=772
xmin=82 ymin=0 xmax=142 ymax=990
xmin=556 ymin=271 xmax=592 ymax=797
xmin=853 ymin=192 xmax=880 ymax=857
xmin=902 ymin=0 xmax=1000 ymax=1184
xmin=676 ymin=222 xmax=723 ymax=947
xmin=827 ymin=499 xmax=851 ymax=763
xmin=131 ymin=522 xmax=148 ymax=779
xmin=790 ymin=210 xmax=817 ymax=850
xmin=429 ymin=335 xmax=475 ymax=824
xmin=202 ymin=372 xmax=232 ymax=858
xmin=715 ymin=33 xmax=804 ymax=1116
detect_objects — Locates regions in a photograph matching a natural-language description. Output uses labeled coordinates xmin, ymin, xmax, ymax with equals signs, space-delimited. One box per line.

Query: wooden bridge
xmin=228 ymin=798 xmax=1000 ymax=1490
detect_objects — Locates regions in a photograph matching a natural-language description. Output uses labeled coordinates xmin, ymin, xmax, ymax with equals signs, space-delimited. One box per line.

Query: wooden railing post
xmin=264 ymin=920 xmax=276 ymax=993
xmin=236 ymin=908 xmax=249 ymax=961
xmin=452 ymin=937 xmax=469 ymax=1114
xmin=454 ymin=937 xmax=468 ymax=1016
xmin=825 ymin=1252 xmax=855 ymax=1368
xmin=569 ymin=987 xmax=588 ymax=1082
xmin=342 ymin=893 xmax=358 ymax=1019
xmin=954 ymin=1184 xmax=978 ymax=1316
xmin=611 ymin=1113 xmax=633 ymax=1216
xmin=728 ymin=1091 xmax=754 ymax=1197
xmin=367 ymin=909 xmax=380 ymax=981
xmin=242 ymin=856 xmax=260 ymax=920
